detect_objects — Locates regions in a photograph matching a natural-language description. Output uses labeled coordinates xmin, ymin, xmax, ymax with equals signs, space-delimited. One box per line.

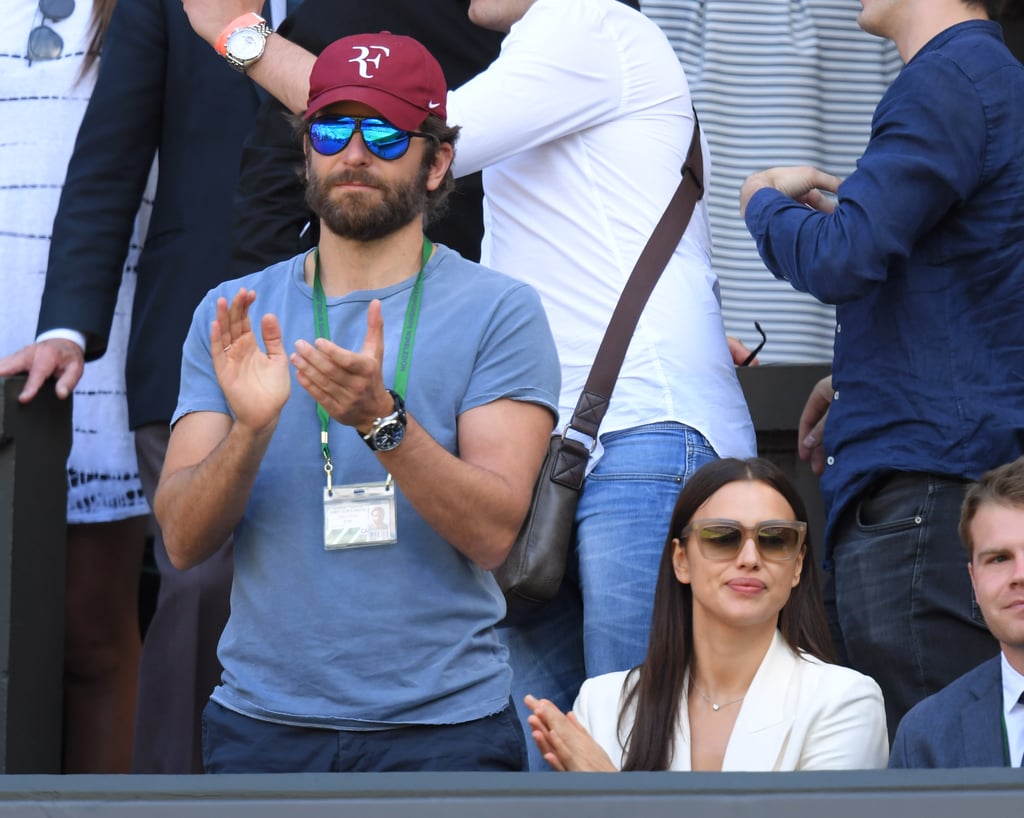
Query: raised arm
xmin=383 ymin=398 xmax=552 ymax=570
xmin=182 ymin=0 xmax=313 ymax=112
xmin=291 ymin=299 xmax=554 ymax=570
xmin=155 ymin=289 xmax=291 ymax=568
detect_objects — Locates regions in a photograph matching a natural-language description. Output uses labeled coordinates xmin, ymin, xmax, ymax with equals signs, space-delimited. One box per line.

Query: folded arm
xmin=742 ymin=58 xmax=986 ymax=305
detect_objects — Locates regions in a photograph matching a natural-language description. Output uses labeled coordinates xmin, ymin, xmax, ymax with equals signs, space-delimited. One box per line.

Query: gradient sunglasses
xmin=683 ymin=519 xmax=807 ymax=562
xmin=308 ymin=116 xmax=433 ymax=160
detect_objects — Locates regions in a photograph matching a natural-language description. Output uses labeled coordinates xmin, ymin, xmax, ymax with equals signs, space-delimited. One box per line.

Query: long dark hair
xmin=618 ymin=457 xmax=834 ymax=771
xmin=78 ymin=0 xmax=116 ymax=80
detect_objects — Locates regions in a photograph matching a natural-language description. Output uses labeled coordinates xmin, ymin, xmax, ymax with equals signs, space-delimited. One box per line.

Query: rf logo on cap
xmin=305 ymin=32 xmax=449 ymax=130
xmin=349 ymin=45 xmax=390 ymax=78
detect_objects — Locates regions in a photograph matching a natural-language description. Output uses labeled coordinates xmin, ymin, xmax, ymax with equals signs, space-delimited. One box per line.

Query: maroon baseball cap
xmin=304 ymin=32 xmax=448 ymax=129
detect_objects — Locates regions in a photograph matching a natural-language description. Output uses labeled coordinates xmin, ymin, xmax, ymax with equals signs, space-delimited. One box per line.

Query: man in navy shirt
xmin=740 ymin=0 xmax=1023 ymax=735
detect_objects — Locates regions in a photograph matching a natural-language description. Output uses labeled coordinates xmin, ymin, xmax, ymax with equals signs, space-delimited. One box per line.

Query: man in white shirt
xmin=182 ymin=0 xmax=756 ymax=767
xmin=890 ymin=456 xmax=1024 ymax=768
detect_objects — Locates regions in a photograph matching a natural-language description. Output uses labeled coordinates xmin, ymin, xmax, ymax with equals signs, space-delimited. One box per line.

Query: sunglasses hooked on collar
xmin=308 ymin=116 xmax=435 ymax=161
xmin=683 ymin=519 xmax=806 ymax=562
xmin=27 ymin=0 xmax=74 ymax=64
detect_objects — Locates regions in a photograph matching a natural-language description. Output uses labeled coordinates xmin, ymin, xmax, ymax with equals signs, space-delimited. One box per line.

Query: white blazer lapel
xmin=720 ymin=631 xmax=800 ymax=771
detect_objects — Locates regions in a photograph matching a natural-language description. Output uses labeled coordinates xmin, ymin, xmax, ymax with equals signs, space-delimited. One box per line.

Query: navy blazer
xmin=37 ymin=0 xmax=260 ymax=428
xmin=889 ymin=656 xmax=1006 ymax=768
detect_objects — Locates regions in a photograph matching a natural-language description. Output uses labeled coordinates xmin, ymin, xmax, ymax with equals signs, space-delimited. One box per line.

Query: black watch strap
xmin=361 ymin=389 xmax=407 ymax=451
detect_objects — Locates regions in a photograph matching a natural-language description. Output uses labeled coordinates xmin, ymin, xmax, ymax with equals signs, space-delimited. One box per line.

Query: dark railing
xmin=0 ymin=768 xmax=1022 ymax=816
xmin=0 ymin=375 xmax=70 ymax=773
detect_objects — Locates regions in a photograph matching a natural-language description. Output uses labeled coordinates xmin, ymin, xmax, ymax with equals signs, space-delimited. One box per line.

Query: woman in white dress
xmin=526 ymin=457 xmax=888 ymax=771
xmin=0 ymin=0 xmax=151 ymax=772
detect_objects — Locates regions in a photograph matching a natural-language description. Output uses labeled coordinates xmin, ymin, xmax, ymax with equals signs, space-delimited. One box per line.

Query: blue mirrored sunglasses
xmin=308 ymin=116 xmax=432 ymax=161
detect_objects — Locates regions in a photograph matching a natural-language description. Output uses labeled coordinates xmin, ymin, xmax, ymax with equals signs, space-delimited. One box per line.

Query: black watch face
xmin=372 ymin=421 xmax=405 ymax=452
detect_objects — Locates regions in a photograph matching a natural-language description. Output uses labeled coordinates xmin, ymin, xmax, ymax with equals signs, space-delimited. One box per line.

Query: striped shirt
xmin=642 ymin=0 xmax=901 ymax=362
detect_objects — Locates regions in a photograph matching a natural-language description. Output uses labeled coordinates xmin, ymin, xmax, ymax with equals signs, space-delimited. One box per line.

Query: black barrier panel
xmin=0 ymin=376 xmax=71 ymax=773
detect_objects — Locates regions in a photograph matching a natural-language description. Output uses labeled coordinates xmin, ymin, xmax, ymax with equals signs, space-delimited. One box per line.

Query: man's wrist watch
xmin=361 ymin=389 xmax=407 ymax=452
xmin=214 ymin=12 xmax=272 ymax=72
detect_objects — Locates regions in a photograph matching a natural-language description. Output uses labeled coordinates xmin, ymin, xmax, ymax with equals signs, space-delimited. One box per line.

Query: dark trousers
xmin=828 ymin=471 xmax=999 ymax=739
xmin=132 ymin=422 xmax=233 ymax=773
xmin=202 ymin=700 xmax=528 ymax=773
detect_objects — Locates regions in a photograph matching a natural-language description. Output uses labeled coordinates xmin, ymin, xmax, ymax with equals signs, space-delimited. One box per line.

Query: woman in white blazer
xmin=526 ymin=457 xmax=888 ymax=771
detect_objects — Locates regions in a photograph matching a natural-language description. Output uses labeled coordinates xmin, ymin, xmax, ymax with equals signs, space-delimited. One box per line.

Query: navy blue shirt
xmin=745 ymin=21 xmax=1024 ymax=551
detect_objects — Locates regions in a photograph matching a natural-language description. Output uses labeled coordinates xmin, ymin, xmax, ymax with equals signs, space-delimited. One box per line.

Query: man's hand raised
xmin=210 ymin=288 xmax=291 ymax=433
xmin=290 ymin=299 xmax=392 ymax=432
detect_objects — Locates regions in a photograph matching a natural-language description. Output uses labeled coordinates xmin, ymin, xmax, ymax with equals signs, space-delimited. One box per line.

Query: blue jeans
xmin=500 ymin=422 xmax=717 ymax=769
xmin=202 ymin=699 xmax=527 ymax=772
xmin=829 ymin=472 xmax=999 ymax=739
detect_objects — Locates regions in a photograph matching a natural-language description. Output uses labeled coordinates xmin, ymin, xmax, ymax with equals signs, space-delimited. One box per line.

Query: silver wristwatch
xmin=222 ymin=15 xmax=272 ymax=72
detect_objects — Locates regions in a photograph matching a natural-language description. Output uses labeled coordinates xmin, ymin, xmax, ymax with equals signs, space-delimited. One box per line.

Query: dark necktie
xmin=1019 ymin=691 xmax=1024 ymax=768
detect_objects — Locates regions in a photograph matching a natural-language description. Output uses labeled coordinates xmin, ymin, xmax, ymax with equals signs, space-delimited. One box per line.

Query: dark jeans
xmin=202 ymin=699 xmax=528 ymax=773
xmin=828 ymin=471 xmax=999 ymax=739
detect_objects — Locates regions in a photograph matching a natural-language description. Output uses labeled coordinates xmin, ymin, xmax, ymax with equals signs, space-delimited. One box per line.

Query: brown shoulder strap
xmin=567 ymin=114 xmax=706 ymax=442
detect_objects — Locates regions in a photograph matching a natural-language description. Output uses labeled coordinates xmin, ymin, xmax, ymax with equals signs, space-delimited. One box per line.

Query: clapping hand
xmin=524 ymin=694 xmax=617 ymax=772
xmin=290 ymin=299 xmax=392 ymax=432
xmin=210 ymin=288 xmax=290 ymax=432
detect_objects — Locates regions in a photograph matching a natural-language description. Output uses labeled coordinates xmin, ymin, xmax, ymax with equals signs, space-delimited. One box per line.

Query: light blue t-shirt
xmin=174 ymin=245 xmax=560 ymax=729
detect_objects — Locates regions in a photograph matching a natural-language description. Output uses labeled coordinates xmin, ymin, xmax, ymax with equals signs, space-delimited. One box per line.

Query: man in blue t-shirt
xmin=740 ymin=0 xmax=1022 ymax=736
xmin=154 ymin=33 xmax=560 ymax=773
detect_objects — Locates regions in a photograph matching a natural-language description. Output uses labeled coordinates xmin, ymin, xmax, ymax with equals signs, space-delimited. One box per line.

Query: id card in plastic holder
xmin=323 ymin=482 xmax=397 ymax=549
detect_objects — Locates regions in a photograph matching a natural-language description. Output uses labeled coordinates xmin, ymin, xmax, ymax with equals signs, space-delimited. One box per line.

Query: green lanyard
xmin=312 ymin=238 xmax=431 ymax=491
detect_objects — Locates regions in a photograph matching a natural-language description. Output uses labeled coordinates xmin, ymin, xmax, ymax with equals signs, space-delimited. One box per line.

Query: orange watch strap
xmin=214 ymin=11 xmax=266 ymax=56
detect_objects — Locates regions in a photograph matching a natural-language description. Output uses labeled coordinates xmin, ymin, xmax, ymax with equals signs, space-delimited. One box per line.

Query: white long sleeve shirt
xmin=448 ymin=0 xmax=755 ymax=460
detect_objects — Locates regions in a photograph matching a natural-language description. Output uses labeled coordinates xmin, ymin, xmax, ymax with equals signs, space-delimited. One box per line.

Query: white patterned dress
xmin=1 ymin=0 xmax=151 ymax=522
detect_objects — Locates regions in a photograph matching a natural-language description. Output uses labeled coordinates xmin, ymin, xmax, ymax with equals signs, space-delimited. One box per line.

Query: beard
xmin=304 ymin=159 xmax=429 ymax=242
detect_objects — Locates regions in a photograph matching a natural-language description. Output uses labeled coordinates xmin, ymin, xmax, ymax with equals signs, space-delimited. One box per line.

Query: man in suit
xmin=0 ymin=0 xmax=261 ymax=773
xmin=890 ymin=456 xmax=1024 ymax=768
